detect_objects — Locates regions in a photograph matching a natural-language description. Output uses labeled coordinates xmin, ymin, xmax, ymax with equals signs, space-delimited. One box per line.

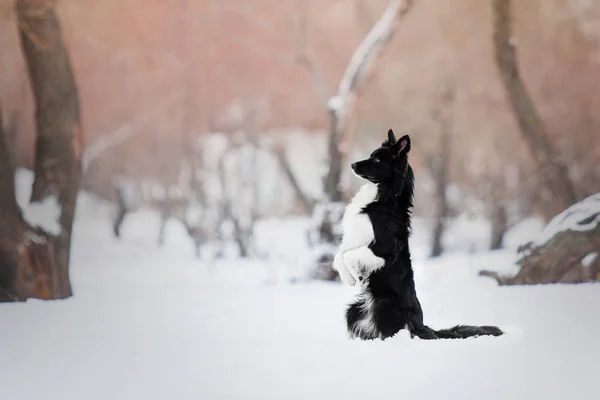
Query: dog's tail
xmin=429 ymin=324 xmax=503 ymax=339
xmin=346 ymin=293 xmax=504 ymax=340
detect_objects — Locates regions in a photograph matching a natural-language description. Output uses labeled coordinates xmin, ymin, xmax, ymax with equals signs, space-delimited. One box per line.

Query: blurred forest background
xmin=1 ymin=0 xmax=599 ymax=300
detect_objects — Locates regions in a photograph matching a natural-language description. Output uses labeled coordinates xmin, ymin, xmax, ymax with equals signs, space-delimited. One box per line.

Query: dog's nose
xmin=351 ymin=162 xmax=357 ymax=170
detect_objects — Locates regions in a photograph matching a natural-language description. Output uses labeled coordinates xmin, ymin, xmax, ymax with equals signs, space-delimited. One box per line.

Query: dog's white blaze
xmin=332 ymin=182 xmax=385 ymax=286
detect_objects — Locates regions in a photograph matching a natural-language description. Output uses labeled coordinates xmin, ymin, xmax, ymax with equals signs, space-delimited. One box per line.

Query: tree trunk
xmin=430 ymin=129 xmax=450 ymax=258
xmin=0 ymin=106 xmax=22 ymax=301
xmin=324 ymin=109 xmax=344 ymax=202
xmin=430 ymin=219 xmax=445 ymax=258
xmin=492 ymin=0 xmax=577 ymax=218
xmin=0 ymin=1 xmax=83 ymax=301
xmin=489 ymin=201 xmax=507 ymax=250
xmin=428 ymin=83 xmax=454 ymax=259
xmin=273 ymin=143 xmax=315 ymax=214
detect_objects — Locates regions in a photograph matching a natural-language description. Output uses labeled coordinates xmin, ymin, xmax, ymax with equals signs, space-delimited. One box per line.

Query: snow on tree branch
xmin=479 ymin=192 xmax=600 ymax=285
xmin=15 ymin=169 xmax=61 ymax=235
xmin=82 ymin=92 xmax=180 ymax=173
xmin=328 ymin=0 xmax=414 ymax=133
xmin=23 ymin=195 xmax=61 ymax=235
xmin=82 ymin=123 xmax=139 ymax=173
xmin=321 ymin=0 xmax=414 ymax=203
xmin=534 ymin=192 xmax=600 ymax=246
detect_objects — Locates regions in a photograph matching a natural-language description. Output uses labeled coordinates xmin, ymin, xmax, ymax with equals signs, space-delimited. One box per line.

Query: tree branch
xmin=83 ymin=92 xmax=180 ymax=174
xmin=328 ymin=0 xmax=414 ymax=133
xmin=83 ymin=123 xmax=138 ymax=174
xmin=272 ymin=142 xmax=316 ymax=213
xmin=294 ymin=0 xmax=331 ymax=105
xmin=323 ymin=0 xmax=414 ymax=202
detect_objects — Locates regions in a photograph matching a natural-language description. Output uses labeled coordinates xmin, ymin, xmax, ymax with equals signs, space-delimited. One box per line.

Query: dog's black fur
xmin=345 ymin=129 xmax=503 ymax=340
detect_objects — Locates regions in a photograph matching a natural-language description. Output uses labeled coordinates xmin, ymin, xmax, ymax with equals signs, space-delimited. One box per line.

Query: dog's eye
xmin=373 ymin=158 xmax=380 ymax=163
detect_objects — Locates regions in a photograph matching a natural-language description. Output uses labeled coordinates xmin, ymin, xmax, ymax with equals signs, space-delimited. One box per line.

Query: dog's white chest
xmin=340 ymin=182 xmax=378 ymax=250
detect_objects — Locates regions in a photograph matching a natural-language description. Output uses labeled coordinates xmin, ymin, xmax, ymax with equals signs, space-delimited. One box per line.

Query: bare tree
xmin=422 ymin=81 xmax=455 ymax=258
xmin=272 ymin=140 xmax=315 ymax=214
xmin=489 ymin=178 xmax=508 ymax=250
xmin=294 ymin=0 xmax=330 ymax=107
xmin=175 ymin=133 xmax=260 ymax=259
xmin=293 ymin=0 xmax=415 ymax=203
xmin=429 ymin=108 xmax=451 ymax=258
xmin=0 ymin=104 xmax=21 ymax=301
xmin=204 ymin=138 xmax=250 ymax=258
xmin=492 ymin=0 xmax=577 ymax=218
xmin=293 ymin=0 xmax=415 ymax=279
xmin=0 ymin=0 xmax=83 ymax=301
xmin=324 ymin=0 xmax=414 ymax=202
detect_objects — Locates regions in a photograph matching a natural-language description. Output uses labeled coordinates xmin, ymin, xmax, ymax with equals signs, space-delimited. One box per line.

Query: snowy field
xmin=1 ymin=192 xmax=600 ymax=400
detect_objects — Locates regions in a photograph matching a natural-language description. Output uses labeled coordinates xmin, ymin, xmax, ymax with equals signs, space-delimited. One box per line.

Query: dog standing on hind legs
xmin=332 ymin=129 xmax=503 ymax=340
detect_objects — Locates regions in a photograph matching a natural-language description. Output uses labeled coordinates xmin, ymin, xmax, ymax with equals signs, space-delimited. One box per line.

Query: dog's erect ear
xmin=395 ymin=134 xmax=411 ymax=155
xmin=387 ymin=129 xmax=397 ymax=145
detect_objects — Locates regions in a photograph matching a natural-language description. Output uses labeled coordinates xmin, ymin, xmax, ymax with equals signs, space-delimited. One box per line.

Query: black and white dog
xmin=333 ymin=129 xmax=503 ymax=340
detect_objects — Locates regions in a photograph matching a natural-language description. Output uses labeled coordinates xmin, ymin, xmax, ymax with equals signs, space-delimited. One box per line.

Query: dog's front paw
xmin=333 ymin=253 xmax=356 ymax=286
xmin=355 ymin=273 xmax=369 ymax=289
xmin=342 ymin=252 xmax=371 ymax=285
xmin=352 ymin=264 xmax=370 ymax=284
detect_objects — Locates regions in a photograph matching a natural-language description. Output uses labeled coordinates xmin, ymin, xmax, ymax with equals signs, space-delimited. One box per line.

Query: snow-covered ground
xmin=1 ymin=192 xmax=599 ymax=400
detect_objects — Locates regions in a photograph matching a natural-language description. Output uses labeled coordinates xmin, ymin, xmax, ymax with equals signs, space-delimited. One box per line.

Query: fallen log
xmin=480 ymin=193 xmax=600 ymax=285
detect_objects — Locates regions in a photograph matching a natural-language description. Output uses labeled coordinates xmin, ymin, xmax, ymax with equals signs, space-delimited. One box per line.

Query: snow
xmin=426 ymin=214 xmax=545 ymax=256
xmin=14 ymin=169 xmax=62 ymax=235
xmin=582 ymin=252 xmax=598 ymax=268
xmin=22 ymin=195 xmax=62 ymax=235
xmin=327 ymin=95 xmax=344 ymax=112
xmin=536 ymin=192 xmax=600 ymax=245
xmin=14 ymin=168 xmax=36 ymax=210
xmin=1 ymin=191 xmax=599 ymax=400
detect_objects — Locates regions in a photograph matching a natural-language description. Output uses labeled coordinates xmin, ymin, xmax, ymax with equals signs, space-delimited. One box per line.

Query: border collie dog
xmin=333 ymin=129 xmax=503 ymax=340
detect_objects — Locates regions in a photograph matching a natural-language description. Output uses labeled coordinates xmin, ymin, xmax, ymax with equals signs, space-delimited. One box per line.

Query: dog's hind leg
xmin=407 ymin=321 xmax=438 ymax=340
xmin=370 ymin=298 xmax=410 ymax=340
xmin=404 ymin=296 xmax=502 ymax=339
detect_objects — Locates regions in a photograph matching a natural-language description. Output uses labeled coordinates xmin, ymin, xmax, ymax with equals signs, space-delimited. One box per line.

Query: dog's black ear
xmin=395 ymin=134 xmax=411 ymax=155
xmin=387 ymin=129 xmax=397 ymax=144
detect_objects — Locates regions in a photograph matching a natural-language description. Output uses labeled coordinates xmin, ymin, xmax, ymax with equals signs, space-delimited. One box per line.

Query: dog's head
xmin=351 ymin=129 xmax=411 ymax=185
